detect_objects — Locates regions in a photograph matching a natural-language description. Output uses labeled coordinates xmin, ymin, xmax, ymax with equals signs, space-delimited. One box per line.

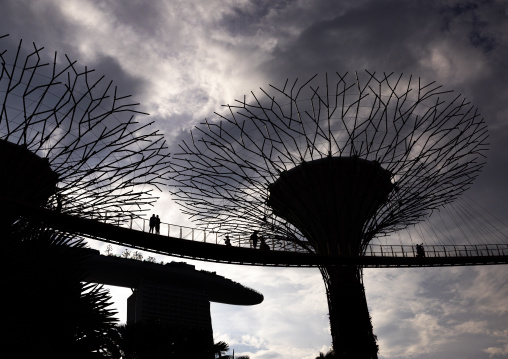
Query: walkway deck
xmin=8 ymin=199 xmax=508 ymax=268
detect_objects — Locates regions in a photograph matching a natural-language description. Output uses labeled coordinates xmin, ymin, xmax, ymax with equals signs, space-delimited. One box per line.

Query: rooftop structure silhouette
xmin=82 ymin=249 xmax=262 ymax=353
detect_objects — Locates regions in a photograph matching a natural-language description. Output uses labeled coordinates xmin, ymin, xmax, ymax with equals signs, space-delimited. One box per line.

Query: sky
xmin=1 ymin=0 xmax=508 ymax=358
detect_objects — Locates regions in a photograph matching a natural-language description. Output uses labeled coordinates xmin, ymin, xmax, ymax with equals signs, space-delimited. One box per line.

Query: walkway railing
xmin=366 ymin=244 xmax=508 ymax=258
xmin=125 ymin=217 xmax=221 ymax=244
xmin=117 ymin=217 xmax=508 ymax=260
xmin=6 ymin=198 xmax=508 ymax=267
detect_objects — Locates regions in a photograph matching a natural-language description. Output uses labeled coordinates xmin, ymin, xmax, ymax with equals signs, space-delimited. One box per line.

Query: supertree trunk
xmin=320 ymin=265 xmax=378 ymax=359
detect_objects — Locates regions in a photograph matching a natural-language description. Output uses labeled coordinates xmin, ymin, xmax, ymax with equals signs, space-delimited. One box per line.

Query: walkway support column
xmin=267 ymin=157 xmax=393 ymax=357
xmin=321 ymin=266 xmax=378 ymax=358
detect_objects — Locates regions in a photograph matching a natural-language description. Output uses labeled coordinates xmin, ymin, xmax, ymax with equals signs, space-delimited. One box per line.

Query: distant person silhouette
xmin=225 ymin=235 xmax=231 ymax=246
xmin=250 ymin=230 xmax=259 ymax=249
xmin=416 ymin=243 xmax=425 ymax=258
xmin=149 ymin=214 xmax=156 ymax=233
xmin=155 ymin=215 xmax=161 ymax=234
xmin=56 ymin=193 xmax=62 ymax=213
xmin=260 ymin=236 xmax=270 ymax=251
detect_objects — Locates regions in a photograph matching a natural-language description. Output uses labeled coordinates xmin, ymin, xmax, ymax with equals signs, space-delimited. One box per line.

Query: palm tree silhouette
xmin=213 ymin=341 xmax=229 ymax=358
xmin=3 ymin=224 xmax=120 ymax=358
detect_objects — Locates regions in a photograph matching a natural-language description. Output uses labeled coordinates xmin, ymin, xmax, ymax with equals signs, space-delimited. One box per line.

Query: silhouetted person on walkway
xmin=56 ymin=193 xmax=62 ymax=213
xmin=155 ymin=215 xmax=161 ymax=234
xmin=224 ymin=235 xmax=231 ymax=246
xmin=250 ymin=230 xmax=259 ymax=249
xmin=149 ymin=214 xmax=156 ymax=233
xmin=416 ymin=243 xmax=425 ymax=258
xmin=260 ymin=236 xmax=270 ymax=251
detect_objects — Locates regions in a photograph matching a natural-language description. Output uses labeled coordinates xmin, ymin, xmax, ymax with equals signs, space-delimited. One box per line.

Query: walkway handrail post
xmin=168 ymin=224 xmax=170 ymax=237
xmin=180 ymin=227 xmax=182 ymax=239
xmin=143 ymin=219 xmax=145 ymax=232
xmin=204 ymin=231 xmax=206 ymax=243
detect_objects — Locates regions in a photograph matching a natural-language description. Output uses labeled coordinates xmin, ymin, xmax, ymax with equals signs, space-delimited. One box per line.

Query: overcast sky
xmin=2 ymin=1 xmax=508 ymax=358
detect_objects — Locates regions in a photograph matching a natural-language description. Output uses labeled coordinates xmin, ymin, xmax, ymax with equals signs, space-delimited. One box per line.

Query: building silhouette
xmin=84 ymin=249 xmax=263 ymax=353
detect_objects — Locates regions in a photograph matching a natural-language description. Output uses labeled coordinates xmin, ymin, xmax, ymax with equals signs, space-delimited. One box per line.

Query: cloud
xmin=3 ymin=1 xmax=508 ymax=358
xmin=365 ymin=266 xmax=508 ymax=359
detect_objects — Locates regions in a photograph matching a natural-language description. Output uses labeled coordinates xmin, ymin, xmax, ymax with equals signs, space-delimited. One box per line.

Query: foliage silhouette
xmin=213 ymin=340 xmax=229 ymax=358
xmin=115 ymin=320 xmax=213 ymax=359
xmin=316 ymin=349 xmax=336 ymax=359
xmin=1 ymin=222 xmax=120 ymax=358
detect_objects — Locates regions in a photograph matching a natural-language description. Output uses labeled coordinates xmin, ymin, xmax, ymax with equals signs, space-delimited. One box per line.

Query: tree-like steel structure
xmin=168 ymin=71 xmax=489 ymax=358
xmin=0 ymin=34 xmax=171 ymax=357
xmin=0 ymin=34 xmax=170 ymax=225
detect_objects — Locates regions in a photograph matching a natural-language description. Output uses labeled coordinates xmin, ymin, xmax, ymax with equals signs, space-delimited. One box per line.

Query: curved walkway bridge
xmin=11 ymin=200 xmax=508 ymax=268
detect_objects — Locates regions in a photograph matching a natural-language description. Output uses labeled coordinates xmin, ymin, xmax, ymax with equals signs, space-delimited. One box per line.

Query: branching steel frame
xmin=168 ymin=71 xmax=489 ymax=358
xmin=0 ymin=35 xmax=171 ymax=223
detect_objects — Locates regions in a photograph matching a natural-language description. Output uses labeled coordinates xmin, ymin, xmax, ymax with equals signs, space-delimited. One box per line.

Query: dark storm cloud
xmin=2 ymin=1 xmax=508 ymax=358
xmin=90 ymin=0 xmax=168 ymax=38
xmin=90 ymin=54 xmax=149 ymax=103
xmin=0 ymin=2 xmax=149 ymax=104
xmin=439 ymin=0 xmax=500 ymax=53
xmin=0 ymin=1 xmax=77 ymax=58
xmin=259 ymin=0 xmax=507 ymax=100
xmin=261 ymin=1 xmax=438 ymax=80
xmin=219 ymin=0 xmax=295 ymax=36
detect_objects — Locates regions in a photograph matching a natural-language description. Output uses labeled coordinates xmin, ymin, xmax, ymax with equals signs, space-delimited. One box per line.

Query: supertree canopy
xmin=168 ymin=71 xmax=488 ymax=358
xmin=0 ymin=35 xmax=171 ymax=225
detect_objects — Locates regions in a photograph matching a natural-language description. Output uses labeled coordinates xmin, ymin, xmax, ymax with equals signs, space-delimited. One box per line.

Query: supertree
xmin=167 ymin=71 xmax=489 ymax=358
xmin=0 ymin=34 xmax=171 ymax=227
xmin=0 ymin=34 xmax=170 ymax=357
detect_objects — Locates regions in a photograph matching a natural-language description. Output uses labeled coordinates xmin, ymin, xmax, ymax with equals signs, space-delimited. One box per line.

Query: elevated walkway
xmin=7 ymin=199 xmax=508 ymax=268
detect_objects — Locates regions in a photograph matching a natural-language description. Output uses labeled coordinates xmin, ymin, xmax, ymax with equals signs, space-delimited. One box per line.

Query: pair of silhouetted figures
xmin=149 ymin=214 xmax=161 ymax=234
xmin=250 ymin=230 xmax=270 ymax=251
xmin=416 ymin=243 xmax=425 ymax=258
